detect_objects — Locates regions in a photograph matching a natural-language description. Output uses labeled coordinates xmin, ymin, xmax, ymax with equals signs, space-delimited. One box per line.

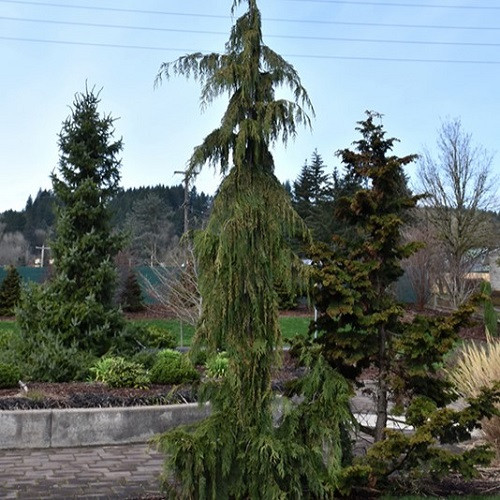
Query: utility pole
xmin=35 ymin=245 xmax=50 ymax=267
xmin=174 ymin=169 xmax=191 ymax=349
xmin=174 ymin=170 xmax=190 ymax=235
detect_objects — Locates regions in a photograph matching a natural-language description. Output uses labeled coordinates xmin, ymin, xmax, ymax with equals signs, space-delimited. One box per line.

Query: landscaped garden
xmin=1 ymin=0 xmax=499 ymax=498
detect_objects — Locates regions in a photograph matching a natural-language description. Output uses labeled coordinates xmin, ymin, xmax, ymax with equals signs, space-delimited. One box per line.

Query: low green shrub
xmin=111 ymin=323 xmax=176 ymax=356
xmin=11 ymin=330 xmax=95 ymax=382
xmin=205 ymin=352 xmax=229 ymax=378
xmin=143 ymin=325 xmax=176 ymax=350
xmin=131 ymin=349 xmax=159 ymax=370
xmin=150 ymin=349 xmax=199 ymax=385
xmin=90 ymin=356 xmax=150 ymax=389
xmin=0 ymin=362 xmax=20 ymax=388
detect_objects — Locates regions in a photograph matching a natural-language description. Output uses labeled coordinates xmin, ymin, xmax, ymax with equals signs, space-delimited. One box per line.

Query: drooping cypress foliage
xmin=155 ymin=1 xmax=353 ymax=497
xmin=0 ymin=265 xmax=21 ymax=316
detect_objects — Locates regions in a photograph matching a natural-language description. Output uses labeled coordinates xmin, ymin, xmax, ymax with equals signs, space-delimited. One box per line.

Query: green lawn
xmin=132 ymin=316 xmax=312 ymax=347
xmin=0 ymin=320 xmax=17 ymax=334
xmin=0 ymin=316 xmax=312 ymax=348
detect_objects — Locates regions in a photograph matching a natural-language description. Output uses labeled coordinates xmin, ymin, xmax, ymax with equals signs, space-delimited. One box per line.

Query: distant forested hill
xmin=0 ymin=184 xmax=212 ymax=265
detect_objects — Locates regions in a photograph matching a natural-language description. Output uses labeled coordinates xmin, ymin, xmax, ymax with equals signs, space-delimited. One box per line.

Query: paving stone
xmin=0 ymin=444 xmax=164 ymax=499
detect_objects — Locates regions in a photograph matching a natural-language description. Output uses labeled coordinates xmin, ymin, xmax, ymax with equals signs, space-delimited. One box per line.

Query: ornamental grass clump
xmin=205 ymin=351 xmax=229 ymax=378
xmin=448 ymin=335 xmax=500 ymax=457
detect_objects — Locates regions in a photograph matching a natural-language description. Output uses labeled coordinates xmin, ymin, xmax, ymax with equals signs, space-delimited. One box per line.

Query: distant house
xmin=490 ymin=250 xmax=500 ymax=292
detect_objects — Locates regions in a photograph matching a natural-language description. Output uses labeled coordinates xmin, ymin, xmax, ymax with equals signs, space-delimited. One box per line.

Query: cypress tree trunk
xmin=375 ymin=326 xmax=388 ymax=442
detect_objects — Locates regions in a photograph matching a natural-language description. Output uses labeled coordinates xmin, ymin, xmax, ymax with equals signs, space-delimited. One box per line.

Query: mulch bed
xmin=0 ymin=350 xmax=302 ymax=410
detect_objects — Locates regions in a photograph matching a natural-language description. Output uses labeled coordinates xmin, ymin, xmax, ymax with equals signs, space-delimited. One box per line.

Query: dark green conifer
xmin=293 ymin=150 xmax=333 ymax=241
xmin=311 ymin=113 xmax=500 ymax=492
xmin=0 ymin=266 xmax=21 ymax=316
xmin=17 ymin=87 xmax=125 ymax=368
xmin=155 ymin=1 xmax=352 ymax=497
xmin=120 ymin=270 xmax=145 ymax=313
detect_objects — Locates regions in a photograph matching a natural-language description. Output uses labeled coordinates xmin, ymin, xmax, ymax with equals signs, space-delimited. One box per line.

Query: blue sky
xmin=1 ymin=0 xmax=499 ymax=212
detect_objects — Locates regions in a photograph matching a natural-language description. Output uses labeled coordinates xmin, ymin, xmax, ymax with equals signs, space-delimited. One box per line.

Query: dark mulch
xmin=419 ymin=471 xmax=500 ymax=497
xmin=0 ymin=382 xmax=198 ymax=410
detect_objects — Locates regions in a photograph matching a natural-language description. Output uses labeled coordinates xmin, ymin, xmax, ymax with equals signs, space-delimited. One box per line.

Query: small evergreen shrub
xmin=144 ymin=325 xmax=176 ymax=349
xmin=0 ymin=362 xmax=21 ymax=388
xmin=131 ymin=349 xmax=159 ymax=370
xmin=90 ymin=356 xmax=150 ymax=389
xmin=8 ymin=324 xmax=96 ymax=382
xmin=112 ymin=324 xmax=176 ymax=356
xmin=205 ymin=352 xmax=229 ymax=378
xmin=150 ymin=349 xmax=199 ymax=385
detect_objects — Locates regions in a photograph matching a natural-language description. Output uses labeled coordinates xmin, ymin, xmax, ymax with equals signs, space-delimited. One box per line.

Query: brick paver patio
xmin=0 ymin=444 xmax=164 ymax=499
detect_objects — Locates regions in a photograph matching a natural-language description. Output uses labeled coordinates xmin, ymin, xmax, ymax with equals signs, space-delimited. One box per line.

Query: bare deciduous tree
xmin=141 ymin=243 xmax=201 ymax=326
xmin=402 ymin=214 xmax=444 ymax=309
xmin=418 ymin=118 xmax=499 ymax=307
xmin=0 ymin=227 xmax=30 ymax=266
xmin=126 ymin=194 xmax=176 ymax=266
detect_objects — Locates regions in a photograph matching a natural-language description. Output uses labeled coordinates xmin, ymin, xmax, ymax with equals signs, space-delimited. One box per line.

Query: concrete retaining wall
xmin=0 ymin=403 xmax=211 ymax=449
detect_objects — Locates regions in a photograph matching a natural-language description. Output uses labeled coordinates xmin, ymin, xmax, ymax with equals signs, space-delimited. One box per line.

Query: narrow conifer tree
xmin=311 ymin=114 xmax=500 ymax=492
xmin=0 ymin=266 xmax=21 ymax=316
xmin=17 ymin=87 xmax=125 ymax=367
xmin=155 ymin=1 xmax=352 ymax=497
xmin=120 ymin=270 xmax=145 ymax=313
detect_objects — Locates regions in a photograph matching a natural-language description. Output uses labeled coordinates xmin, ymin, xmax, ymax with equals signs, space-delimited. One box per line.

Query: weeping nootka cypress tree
xmin=155 ymin=1 xmax=352 ymax=498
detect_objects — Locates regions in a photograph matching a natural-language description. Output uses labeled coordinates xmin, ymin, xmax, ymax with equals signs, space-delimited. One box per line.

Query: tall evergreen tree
xmin=126 ymin=193 xmax=174 ymax=265
xmin=313 ymin=112 xmax=420 ymax=440
xmin=18 ymin=87 xmax=125 ymax=369
xmin=155 ymin=1 xmax=352 ymax=497
xmin=292 ymin=150 xmax=333 ymax=241
xmin=310 ymin=113 xmax=500 ymax=492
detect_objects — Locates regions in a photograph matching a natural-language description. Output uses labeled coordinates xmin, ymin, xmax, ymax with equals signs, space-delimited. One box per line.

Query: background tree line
xmin=0 ymin=184 xmax=212 ymax=266
xmin=290 ymin=120 xmax=500 ymax=309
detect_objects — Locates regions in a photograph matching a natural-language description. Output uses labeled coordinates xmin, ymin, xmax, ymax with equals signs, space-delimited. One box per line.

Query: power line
xmin=0 ymin=0 xmax=498 ymax=31
xmin=2 ymin=15 xmax=500 ymax=48
xmin=0 ymin=35 xmax=197 ymax=52
xmin=0 ymin=0 xmax=230 ymax=18
xmin=2 ymin=35 xmax=500 ymax=65
xmin=283 ymin=0 xmax=500 ymax=9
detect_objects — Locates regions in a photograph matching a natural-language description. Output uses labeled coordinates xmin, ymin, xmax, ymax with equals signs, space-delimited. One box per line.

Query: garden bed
xmin=0 ymin=350 xmax=303 ymax=411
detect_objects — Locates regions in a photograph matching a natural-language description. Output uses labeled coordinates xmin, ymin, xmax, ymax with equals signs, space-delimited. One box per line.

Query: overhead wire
xmin=0 ymin=0 xmax=498 ymax=65
xmin=1 ymin=0 xmax=500 ymax=27
xmin=281 ymin=0 xmax=500 ymax=9
xmin=1 ymin=35 xmax=500 ymax=65
xmin=1 ymin=15 xmax=500 ymax=48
